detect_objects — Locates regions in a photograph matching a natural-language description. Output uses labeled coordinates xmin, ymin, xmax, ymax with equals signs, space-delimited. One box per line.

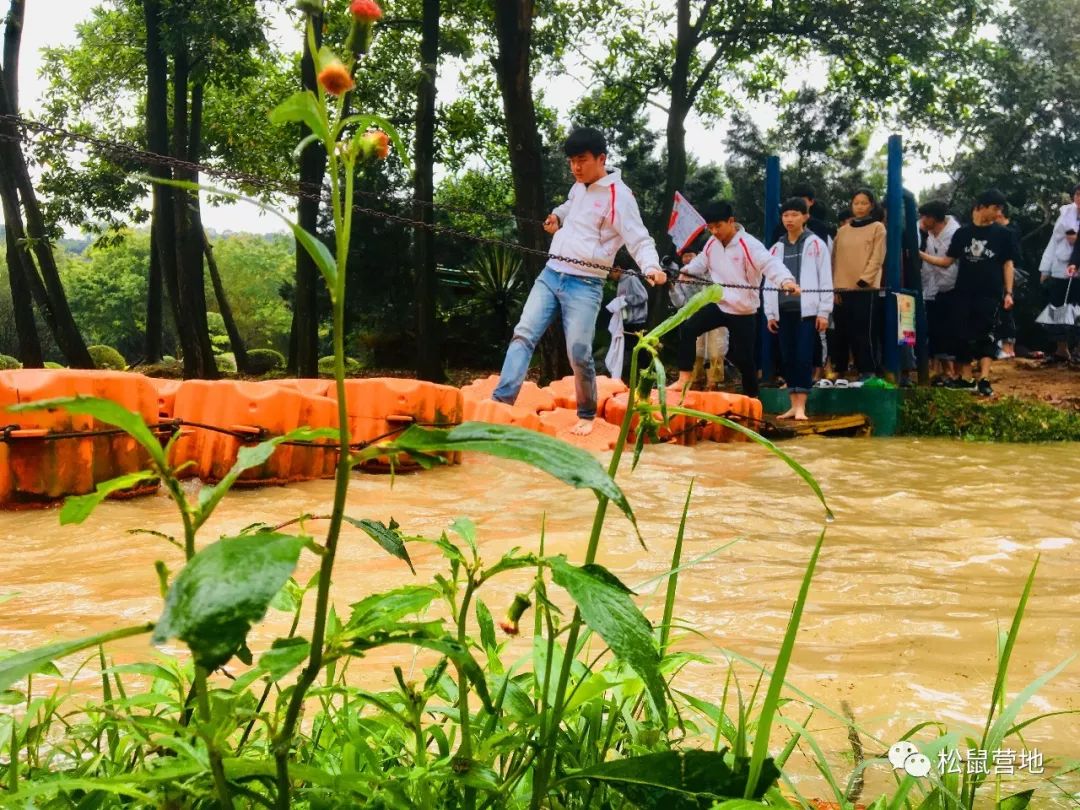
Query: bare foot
xmin=793 ymin=412 xmax=809 ymax=421
xmin=777 ymin=408 xmax=796 ymax=419
xmin=570 ymin=419 xmax=595 ymax=436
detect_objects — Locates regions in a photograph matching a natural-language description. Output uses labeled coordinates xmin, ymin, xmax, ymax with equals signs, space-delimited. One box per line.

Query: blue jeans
xmin=778 ymin=310 xmax=816 ymax=393
xmin=493 ymin=266 xmax=605 ymax=419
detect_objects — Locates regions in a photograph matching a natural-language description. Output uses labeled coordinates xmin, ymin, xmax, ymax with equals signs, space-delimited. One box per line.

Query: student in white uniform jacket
xmin=764 ymin=198 xmax=832 ymax=420
xmin=673 ymin=200 xmax=798 ymax=398
xmin=492 ymin=128 xmax=666 ymax=436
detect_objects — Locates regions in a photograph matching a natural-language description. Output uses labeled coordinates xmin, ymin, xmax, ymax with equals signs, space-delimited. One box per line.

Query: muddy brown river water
xmin=2 ymin=437 xmax=1079 ymax=802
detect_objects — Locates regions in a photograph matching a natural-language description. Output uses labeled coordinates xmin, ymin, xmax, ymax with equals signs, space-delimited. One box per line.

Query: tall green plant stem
xmin=194 ymin=667 xmax=234 ymax=809
xmin=456 ymin=577 xmax=478 ymax=810
xmin=530 ymin=348 xmax=642 ymax=808
xmin=272 ymin=84 xmax=355 ymax=808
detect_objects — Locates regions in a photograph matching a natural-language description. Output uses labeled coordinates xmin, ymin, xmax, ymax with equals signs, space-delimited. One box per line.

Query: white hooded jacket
xmin=548 ymin=169 xmax=661 ymax=280
xmin=1039 ymin=203 xmax=1080 ymax=279
xmin=683 ymin=227 xmax=793 ymax=316
xmin=764 ymin=232 xmax=833 ymax=321
xmin=921 ymin=216 xmax=961 ymax=299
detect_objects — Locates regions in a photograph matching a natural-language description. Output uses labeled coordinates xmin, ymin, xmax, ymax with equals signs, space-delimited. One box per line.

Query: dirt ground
xmin=987 ymin=357 xmax=1080 ymax=411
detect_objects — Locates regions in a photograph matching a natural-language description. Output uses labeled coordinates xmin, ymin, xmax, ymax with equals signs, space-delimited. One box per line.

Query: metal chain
xmin=0 ymin=113 xmax=890 ymax=294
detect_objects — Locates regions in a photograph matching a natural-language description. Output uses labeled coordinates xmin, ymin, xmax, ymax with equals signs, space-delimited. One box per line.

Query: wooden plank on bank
xmin=761 ymin=412 xmax=871 ymax=439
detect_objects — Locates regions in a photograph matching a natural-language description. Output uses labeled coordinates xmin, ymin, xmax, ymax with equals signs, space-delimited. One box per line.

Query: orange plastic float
xmin=2 ymin=367 xmax=763 ymax=509
xmin=0 ymin=369 xmax=162 ymax=508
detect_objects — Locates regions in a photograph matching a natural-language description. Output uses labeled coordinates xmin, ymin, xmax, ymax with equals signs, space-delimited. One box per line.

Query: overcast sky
xmin=9 ymin=0 xmax=949 ymax=236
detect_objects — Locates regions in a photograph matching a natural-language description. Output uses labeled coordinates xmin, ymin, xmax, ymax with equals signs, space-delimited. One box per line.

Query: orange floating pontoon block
xmin=601 ymin=390 xmax=702 ymax=446
xmin=462 ymin=397 xmax=555 ymax=437
xmin=0 ymin=369 xmax=161 ymax=509
xmin=149 ymin=378 xmax=182 ymax=420
xmin=329 ymin=378 xmax=464 ymax=472
xmin=538 ymin=407 xmax=619 ymax=451
xmin=171 ymin=380 xmax=339 ymax=485
xmin=460 ymin=375 xmax=556 ymax=414
xmin=543 ymin=374 xmax=627 ymax=416
xmin=678 ymin=390 xmax=761 ymax=443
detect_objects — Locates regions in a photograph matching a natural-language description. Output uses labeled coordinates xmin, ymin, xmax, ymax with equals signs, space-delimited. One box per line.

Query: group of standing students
xmin=490 ymin=126 xmax=1029 ymax=430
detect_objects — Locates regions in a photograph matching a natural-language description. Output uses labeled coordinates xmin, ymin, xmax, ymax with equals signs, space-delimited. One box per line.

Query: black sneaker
xmin=976 ymin=378 xmax=993 ymax=397
xmin=931 ymin=376 xmax=948 ymax=387
xmin=946 ymin=378 xmax=975 ymax=390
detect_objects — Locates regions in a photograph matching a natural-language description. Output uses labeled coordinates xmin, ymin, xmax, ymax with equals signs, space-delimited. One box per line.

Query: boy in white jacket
xmin=492 ymin=128 xmax=666 ymax=436
xmin=765 ymin=198 xmax=831 ymax=420
xmin=673 ymin=200 xmax=798 ymax=398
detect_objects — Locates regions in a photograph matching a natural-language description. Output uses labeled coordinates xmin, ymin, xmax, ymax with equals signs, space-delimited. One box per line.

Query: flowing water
xmin=2 ymin=437 xmax=1079 ymax=802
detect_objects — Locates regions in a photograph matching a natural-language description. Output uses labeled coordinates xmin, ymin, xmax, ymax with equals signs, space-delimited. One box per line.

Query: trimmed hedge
xmin=0 ymin=354 xmax=21 ymax=370
xmin=88 ymin=345 xmax=126 ymax=370
xmin=247 ymin=349 xmax=285 ymax=375
xmin=215 ymin=354 xmax=237 ymax=373
xmin=318 ymin=355 xmax=361 ymax=376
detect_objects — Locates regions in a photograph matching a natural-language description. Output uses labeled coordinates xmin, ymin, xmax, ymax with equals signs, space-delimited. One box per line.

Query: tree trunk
xmin=144 ymin=0 xmax=182 ymax=368
xmin=0 ymin=26 xmax=91 ymax=367
xmin=5 ymin=224 xmax=42 ymax=366
xmin=146 ymin=218 xmax=163 ymax=362
xmin=203 ymin=230 xmax=249 ymax=373
xmin=171 ymin=44 xmax=216 ymax=378
xmin=2 ymin=0 xmax=40 ymax=366
xmin=492 ymin=0 xmax=567 ymax=383
xmin=288 ymin=14 xmax=325 ymax=378
xmin=412 ymin=0 xmax=443 ymax=381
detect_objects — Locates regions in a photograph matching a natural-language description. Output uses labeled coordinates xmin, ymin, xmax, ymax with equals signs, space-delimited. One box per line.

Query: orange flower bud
xmin=349 ymin=0 xmax=382 ymax=22
xmin=362 ymin=129 xmax=390 ymax=160
xmin=499 ymin=593 xmax=532 ymax=636
xmin=317 ymin=61 xmax=354 ymax=96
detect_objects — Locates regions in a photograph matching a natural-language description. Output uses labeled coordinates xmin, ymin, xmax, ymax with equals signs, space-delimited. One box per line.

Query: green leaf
xmin=476 ymin=599 xmax=496 ymax=652
xmin=195 ymin=427 xmax=339 ymax=529
xmin=142 ymin=176 xmax=340 ymax=290
xmin=644 ymin=285 xmax=723 ymax=343
xmin=343 ymin=585 xmax=439 ymax=640
xmin=0 ymin=593 xmax=19 ymax=607
xmin=259 ymin=637 xmax=311 ymax=680
xmin=153 ymin=533 xmax=306 ymax=669
xmin=386 ymin=423 xmax=635 ymax=527
xmin=559 ymin=749 xmax=780 ymax=807
xmin=996 ymin=790 xmax=1034 ymax=810
xmin=60 ymin=471 xmax=159 ymax=525
xmin=8 ymin=396 xmax=167 ymax=469
xmin=342 ymin=517 xmax=415 ymax=573
xmin=549 ymin=557 xmax=665 ymax=719
xmin=409 ymin=635 xmax=495 ymax=713
xmin=744 ymin=530 xmax=825 ymax=799
xmin=0 ymin=624 xmax=154 ymax=692
xmin=268 ymin=90 xmax=329 ymax=143
xmin=450 ymin=517 xmax=478 ymax=551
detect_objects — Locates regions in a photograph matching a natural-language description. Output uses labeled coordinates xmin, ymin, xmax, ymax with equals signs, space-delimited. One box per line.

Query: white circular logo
xmin=888 ymin=741 xmax=931 ymax=777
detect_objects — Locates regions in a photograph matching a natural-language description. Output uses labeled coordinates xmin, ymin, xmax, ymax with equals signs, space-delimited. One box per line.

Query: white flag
xmin=667 ymin=191 xmax=706 ymax=254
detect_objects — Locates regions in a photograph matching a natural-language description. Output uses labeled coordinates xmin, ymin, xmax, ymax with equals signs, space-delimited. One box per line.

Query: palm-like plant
xmin=465 ymin=246 xmax=526 ymax=340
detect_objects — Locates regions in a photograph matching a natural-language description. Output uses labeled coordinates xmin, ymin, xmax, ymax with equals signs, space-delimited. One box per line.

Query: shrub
xmin=319 ymin=355 xmax=361 ymax=376
xmin=87 ymin=345 xmax=126 ymax=370
xmin=899 ymin=388 xmax=1080 ymax=441
xmin=44 ymin=361 xmax=64 ymax=369
xmin=246 ymin=348 xmax=286 ymax=375
xmin=215 ymin=353 xmax=237 ymax=373
xmin=0 ymin=354 xmax=21 ymax=370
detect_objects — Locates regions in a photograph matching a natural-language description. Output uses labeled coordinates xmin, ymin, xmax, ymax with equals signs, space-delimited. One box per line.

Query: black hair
xmin=563 ymin=127 xmax=607 ymax=158
xmin=1072 ymin=183 xmax=1080 ymax=196
xmin=917 ymin=200 xmax=949 ymax=222
xmin=838 ymin=207 xmax=854 ymax=222
xmin=790 ymin=183 xmax=816 ymax=201
xmin=851 ymin=187 xmax=878 ymax=209
xmin=780 ymin=197 xmax=808 ymax=215
xmin=974 ymin=188 xmax=1008 ymax=209
xmin=701 ymin=200 xmax=735 ymax=224
xmin=1067 ymin=228 xmax=1077 ymax=235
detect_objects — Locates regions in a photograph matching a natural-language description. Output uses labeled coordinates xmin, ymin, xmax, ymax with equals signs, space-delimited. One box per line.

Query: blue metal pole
xmin=759 ymin=156 xmax=781 ymax=382
xmin=884 ymin=135 xmax=903 ymax=379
